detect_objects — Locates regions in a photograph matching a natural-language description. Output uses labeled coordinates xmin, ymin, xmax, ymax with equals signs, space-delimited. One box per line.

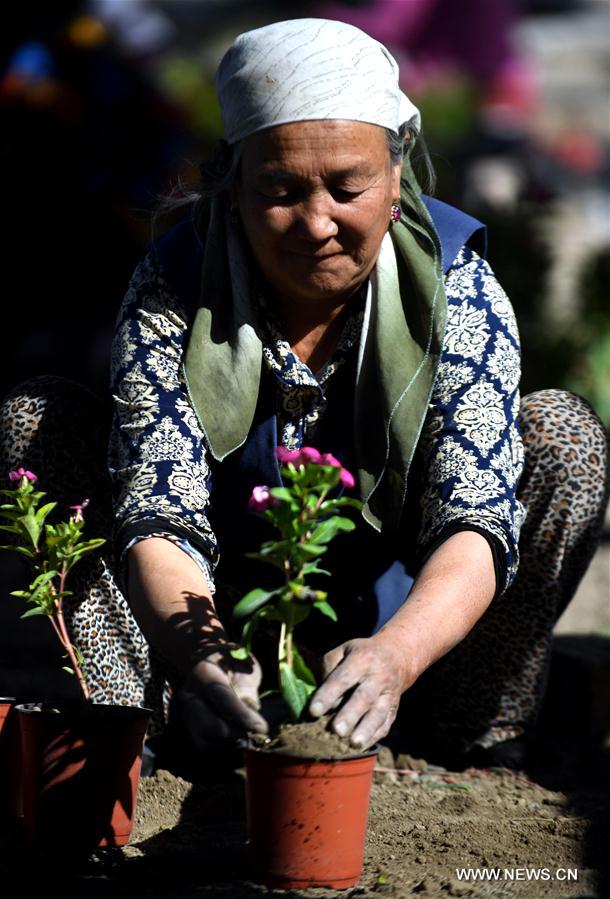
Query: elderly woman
xmin=1 ymin=19 xmax=608 ymax=773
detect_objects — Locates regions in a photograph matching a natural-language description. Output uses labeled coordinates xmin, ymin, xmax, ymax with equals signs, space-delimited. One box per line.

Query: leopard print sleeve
xmin=107 ymin=252 xmax=218 ymax=593
xmin=416 ymin=246 xmax=526 ymax=596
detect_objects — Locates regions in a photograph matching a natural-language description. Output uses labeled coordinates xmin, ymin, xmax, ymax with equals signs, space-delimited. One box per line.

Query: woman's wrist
xmin=369 ymin=627 xmax=423 ymax=693
xmin=373 ymin=530 xmax=496 ymax=689
xmin=126 ymin=536 xmax=231 ymax=675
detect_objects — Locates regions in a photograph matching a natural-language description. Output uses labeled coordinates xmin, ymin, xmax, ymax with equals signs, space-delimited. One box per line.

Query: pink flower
xmin=274 ymin=446 xmax=356 ymax=490
xmin=299 ymin=447 xmax=321 ymax=464
xmin=339 ymin=467 xmax=356 ymax=489
xmin=69 ymin=498 xmax=90 ymax=522
xmin=319 ymin=453 xmax=341 ymax=468
xmin=8 ymin=467 xmax=37 ymax=484
xmin=276 ymin=446 xmax=321 ymax=467
xmin=248 ymin=485 xmax=278 ymax=513
xmin=276 ymin=447 xmax=303 ymax=464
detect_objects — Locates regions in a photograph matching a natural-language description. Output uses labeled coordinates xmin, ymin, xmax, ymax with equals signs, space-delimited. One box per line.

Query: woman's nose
xmin=296 ymin=193 xmax=339 ymax=241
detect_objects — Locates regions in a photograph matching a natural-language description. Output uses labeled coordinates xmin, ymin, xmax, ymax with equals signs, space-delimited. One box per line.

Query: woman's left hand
xmin=308 ymin=634 xmax=414 ymax=750
xmin=308 ymin=532 xmax=497 ymax=750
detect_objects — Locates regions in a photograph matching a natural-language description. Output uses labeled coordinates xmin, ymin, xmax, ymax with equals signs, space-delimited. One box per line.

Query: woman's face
xmin=232 ymin=120 xmax=402 ymax=308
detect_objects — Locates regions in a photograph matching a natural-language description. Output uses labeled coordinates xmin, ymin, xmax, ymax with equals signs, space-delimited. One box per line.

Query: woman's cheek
xmin=256 ymin=205 xmax=292 ymax=234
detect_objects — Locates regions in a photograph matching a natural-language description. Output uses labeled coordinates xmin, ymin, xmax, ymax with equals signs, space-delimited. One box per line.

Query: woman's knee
xmin=2 ymin=374 xmax=105 ymax=435
xmin=519 ymin=389 xmax=608 ymax=487
xmin=517 ymin=389 xmax=609 ymax=540
xmin=2 ymin=374 xmax=101 ymax=413
xmin=0 ymin=374 xmax=109 ymax=485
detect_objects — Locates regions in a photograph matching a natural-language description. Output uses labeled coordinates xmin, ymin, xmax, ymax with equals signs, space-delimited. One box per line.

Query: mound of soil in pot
xmin=250 ymin=714 xmax=363 ymax=760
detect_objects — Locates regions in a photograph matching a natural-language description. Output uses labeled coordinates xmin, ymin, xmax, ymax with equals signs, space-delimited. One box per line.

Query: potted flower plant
xmin=234 ymin=447 xmax=378 ymax=890
xmin=0 ymin=467 xmax=150 ymax=852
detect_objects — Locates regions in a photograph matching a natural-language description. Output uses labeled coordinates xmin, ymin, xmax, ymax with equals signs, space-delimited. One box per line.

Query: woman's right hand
xmin=175 ymin=644 xmax=269 ymax=751
xmin=125 ymin=537 xmax=269 ymax=749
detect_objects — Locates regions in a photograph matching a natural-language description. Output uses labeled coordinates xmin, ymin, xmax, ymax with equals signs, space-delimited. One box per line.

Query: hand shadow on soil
xmin=528 ymin=634 xmax=610 ymax=899
xmin=117 ymin=772 xmax=256 ymax=897
xmin=94 ymin=771 xmax=316 ymax=899
xmin=523 ymin=740 xmax=610 ymax=899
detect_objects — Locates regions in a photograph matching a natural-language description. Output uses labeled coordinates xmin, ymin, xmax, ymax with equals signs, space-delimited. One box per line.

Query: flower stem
xmin=279 ymin=621 xmax=287 ymax=665
xmin=51 ymin=565 xmax=90 ymax=702
xmin=285 ymin=607 xmax=294 ymax=670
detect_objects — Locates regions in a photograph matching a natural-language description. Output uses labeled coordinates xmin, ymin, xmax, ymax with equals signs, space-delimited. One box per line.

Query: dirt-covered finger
xmin=231 ymin=668 xmax=263 ymax=711
xmin=205 ymin=681 xmax=268 ymax=733
xmin=330 ymin=681 xmax=389 ymax=739
xmin=310 ymin=652 xmax=364 ymax=717
xmin=350 ymin=704 xmax=397 ymax=750
xmin=321 ymin=644 xmax=348 ymax=679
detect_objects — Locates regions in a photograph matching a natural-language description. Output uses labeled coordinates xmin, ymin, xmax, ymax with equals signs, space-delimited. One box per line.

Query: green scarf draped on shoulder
xmin=181 ymin=154 xmax=447 ymax=534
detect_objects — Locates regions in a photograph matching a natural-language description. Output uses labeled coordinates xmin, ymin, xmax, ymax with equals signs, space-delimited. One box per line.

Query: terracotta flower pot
xmin=0 ymin=697 xmax=21 ymax=819
xmin=244 ymin=744 xmax=378 ymax=889
xmin=16 ymin=702 xmax=151 ymax=852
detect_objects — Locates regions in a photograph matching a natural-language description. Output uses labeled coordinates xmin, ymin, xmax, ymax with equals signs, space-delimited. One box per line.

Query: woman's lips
xmin=287 ymin=249 xmax=344 ymax=260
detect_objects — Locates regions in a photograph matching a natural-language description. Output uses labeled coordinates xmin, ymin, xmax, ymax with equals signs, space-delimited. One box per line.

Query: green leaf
xmin=259 ymin=689 xmax=278 ymax=700
xmin=302 ymin=561 xmax=331 ymax=576
xmin=230 ymin=646 xmax=249 ymax=660
xmin=20 ymin=607 xmax=46 ymax=618
xmin=62 ymin=666 xmax=75 ymax=675
xmin=0 ymin=544 xmax=34 ymax=558
xmin=244 ymin=551 xmax=286 ymax=572
xmin=297 ymin=543 xmax=327 ymax=557
xmin=0 ymin=508 xmax=22 ymax=520
xmin=64 ymin=541 xmax=105 ymax=561
xmin=21 ymin=512 xmax=41 ymax=548
xmin=280 ymin=662 xmax=316 ymax=721
xmin=290 ymin=604 xmax=311 ymax=628
xmin=258 ymin=539 xmax=292 ymax=557
xmin=10 ymin=590 xmax=29 ymax=598
xmin=72 ymin=538 xmax=106 ymax=552
xmin=314 ymin=600 xmax=338 ymax=622
xmin=239 ymin=616 xmax=258 ymax=653
xmin=31 ymin=570 xmax=58 ymax=587
xmin=0 ymin=524 xmax=19 ymax=534
xmin=283 ymin=462 xmax=305 ymax=482
xmin=35 ymin=502 xmax=57 ymax=522
xmin=309 ymin=516 xmax=355 ymax=545
xmin=292 ymin=644 xmax=317 ymax=687
xmin=237 ymin=603 xmax=285 ymax=650
xmin=269 ymin=487 xmax=296 ymax=504
xmin=233 ymin=587 xmax=281 ymax=619
xmin=320 ymin=497 xmax=363 ymax=511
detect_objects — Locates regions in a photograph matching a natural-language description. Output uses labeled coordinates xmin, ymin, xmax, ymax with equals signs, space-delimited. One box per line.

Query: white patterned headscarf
xmin=215 ymin=18 xmax=420 ymax=144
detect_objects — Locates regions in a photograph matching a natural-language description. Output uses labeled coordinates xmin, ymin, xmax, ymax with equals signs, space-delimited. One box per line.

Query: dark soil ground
xmin=1 ymin=735 xmax=608 ymax=899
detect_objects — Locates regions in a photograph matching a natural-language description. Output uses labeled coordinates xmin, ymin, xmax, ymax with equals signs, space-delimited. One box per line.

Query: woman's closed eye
xmin=258 ymin=189 xmax=301 ymax=203
xmin=330 ymin=187 xmax=365 ymax=202
xmin=257 ymin=185 xmax=365 ymax=204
